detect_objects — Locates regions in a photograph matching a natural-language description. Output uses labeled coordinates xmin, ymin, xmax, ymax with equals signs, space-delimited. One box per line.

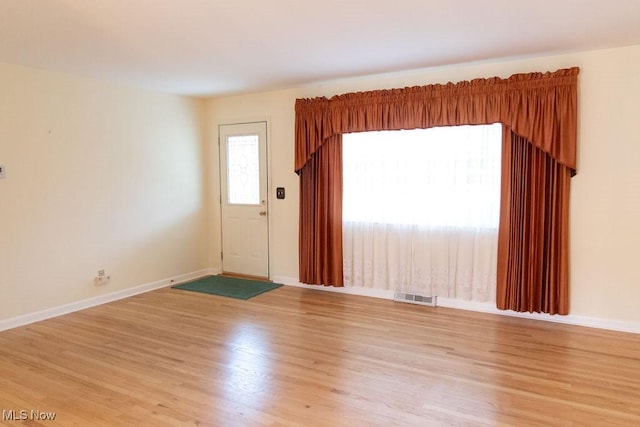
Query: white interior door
xmin=219 ymin=122 xmax=269 ymax=278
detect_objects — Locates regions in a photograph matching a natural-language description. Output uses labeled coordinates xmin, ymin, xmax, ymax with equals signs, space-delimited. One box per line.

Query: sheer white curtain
xmin=342 ymin=124 xmax=501 ymax=302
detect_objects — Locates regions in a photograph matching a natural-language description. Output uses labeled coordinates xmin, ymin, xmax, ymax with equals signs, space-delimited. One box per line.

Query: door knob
xmin=259 ymin=211 xmax=267 ymax=216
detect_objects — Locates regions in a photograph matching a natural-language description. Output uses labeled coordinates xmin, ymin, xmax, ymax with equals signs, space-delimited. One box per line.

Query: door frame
xmin=217 ymin=120 xmax=271 ymax=279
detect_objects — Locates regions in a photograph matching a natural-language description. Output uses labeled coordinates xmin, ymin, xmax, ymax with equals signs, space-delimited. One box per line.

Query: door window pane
xmin=227 ymin=134 xmax=260 ymax=205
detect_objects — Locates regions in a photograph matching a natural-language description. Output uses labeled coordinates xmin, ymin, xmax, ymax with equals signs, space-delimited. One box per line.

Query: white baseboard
xmin=436 ymin=297 xmax=640 ymax=334
xmin=4 ymin=271 xmax=638 ymax=335
xmin=276 ymin=276 xmax=395 ymax=300
xmin=0 ymin=268 xmax=218 ymax=332
xmin=273 ymin=276 xmax=640 ymax=334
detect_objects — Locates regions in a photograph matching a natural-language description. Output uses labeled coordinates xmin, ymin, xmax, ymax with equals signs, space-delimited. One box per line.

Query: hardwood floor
xmin=0 ymin=286 xmax=639 ymax=426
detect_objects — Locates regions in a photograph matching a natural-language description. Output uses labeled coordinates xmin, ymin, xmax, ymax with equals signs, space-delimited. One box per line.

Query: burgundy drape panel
xmin=295 ymin=68 xmax=578 ymax=314
xmin=497 ymin=129 xmax=571 ymax=314
xmin=298 ymin=135 xmax=344 ymax=286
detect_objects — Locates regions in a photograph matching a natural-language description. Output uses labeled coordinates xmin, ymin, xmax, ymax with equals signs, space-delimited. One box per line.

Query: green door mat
xmin=172 ymin=275 xmax=282 ymax=300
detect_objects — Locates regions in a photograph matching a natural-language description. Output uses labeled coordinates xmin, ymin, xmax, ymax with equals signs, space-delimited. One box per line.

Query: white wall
xmin=0 ymin=63 xmax=208 ymax=321
xmin=206 ymin=44 xmax=640 ymax=325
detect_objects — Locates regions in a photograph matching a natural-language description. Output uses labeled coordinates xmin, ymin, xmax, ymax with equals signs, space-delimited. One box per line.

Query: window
xmin=342 ymin=124 xmax=502 ymax=301
xmin=343 ymin=123 xmax=502 ymax=228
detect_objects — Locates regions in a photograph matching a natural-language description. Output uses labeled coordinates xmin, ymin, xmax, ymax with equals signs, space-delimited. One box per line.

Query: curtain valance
xmin=295 ymin=67 xmax=578 ymax=173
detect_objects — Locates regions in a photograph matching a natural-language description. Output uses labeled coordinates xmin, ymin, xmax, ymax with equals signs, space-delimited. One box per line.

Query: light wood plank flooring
xmin=1 ymin=285 xmax=639 ymax=426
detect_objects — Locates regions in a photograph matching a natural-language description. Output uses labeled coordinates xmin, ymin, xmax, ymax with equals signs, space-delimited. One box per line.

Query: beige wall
xmin=205 ymin=93 xmax=300 ymax=279
xmin=0 ymin=63 xmax=208 ymax=321
xmin=206 ymin=44 xmax=640 ymax=324
xmin=2 ymin=44 xmax=639 ymax=327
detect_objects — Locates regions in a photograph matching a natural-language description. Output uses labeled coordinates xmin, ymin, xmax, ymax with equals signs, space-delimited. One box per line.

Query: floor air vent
xmin=393 ymin=292 xmax=437 ymax=307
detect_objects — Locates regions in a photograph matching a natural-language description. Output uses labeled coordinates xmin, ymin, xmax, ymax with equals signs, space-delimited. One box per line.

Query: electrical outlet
xmin=95 ymin=269 xmax=110 ymax=286
xmin=95 ymin=275 xmax=110 ymax=286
